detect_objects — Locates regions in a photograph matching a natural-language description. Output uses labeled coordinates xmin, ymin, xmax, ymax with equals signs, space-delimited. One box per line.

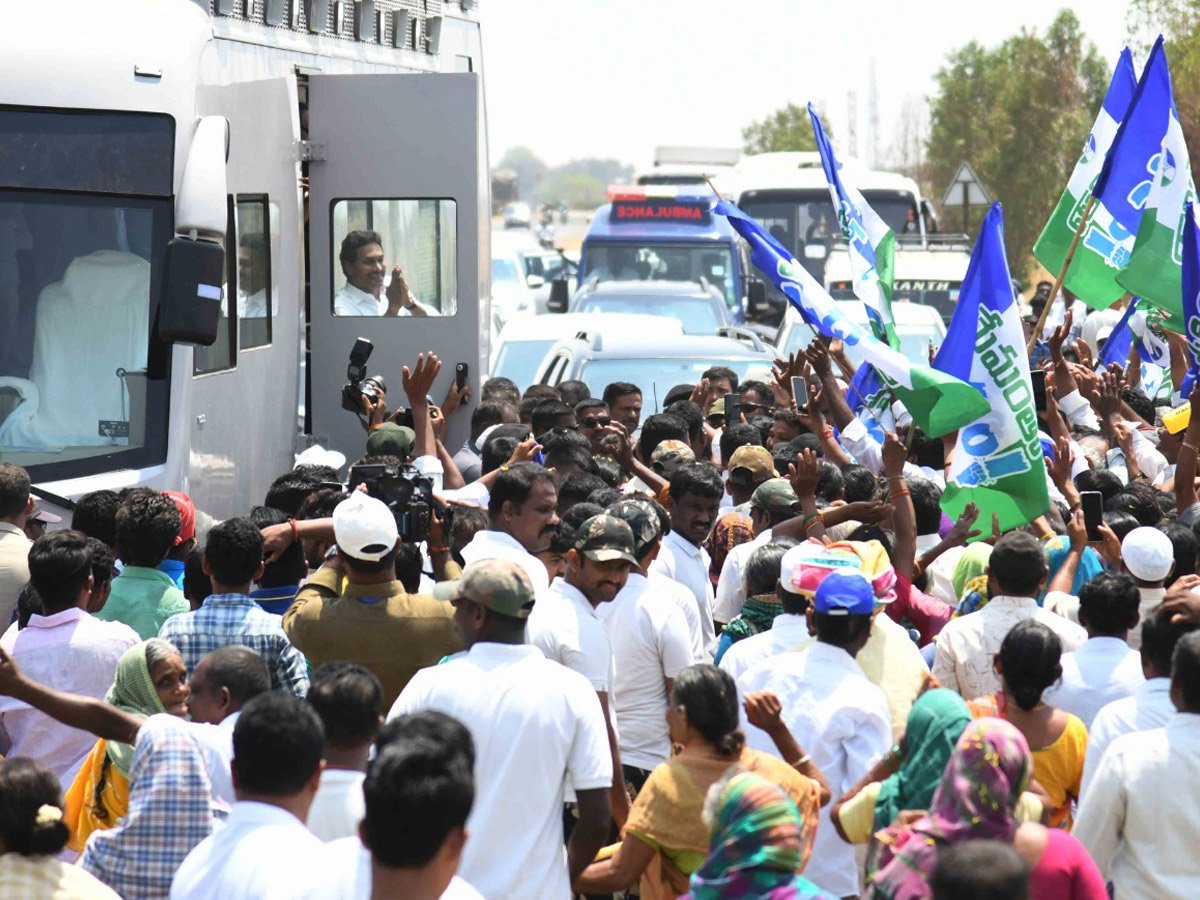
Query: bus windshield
xmin=740 ymin=188 xmax=919 ymax=292
xmin=581 ymin=242 xmax=736 ymax=305
xmin=0 ymin=108 xmax=175 ymax=477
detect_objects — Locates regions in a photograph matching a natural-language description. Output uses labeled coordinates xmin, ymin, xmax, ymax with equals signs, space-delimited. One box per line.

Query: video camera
xmin=348 ymin=461 xmax=446 ymax=546
xmin=341 ymin=338 xmax=387 ymax=418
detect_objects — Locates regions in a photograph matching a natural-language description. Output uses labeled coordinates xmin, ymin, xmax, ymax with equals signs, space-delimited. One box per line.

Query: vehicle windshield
xmin=492 ymin=338 xmax=557 ymax=388
xmin=578 ymin=357 xmax=765 ymax=412
xmin=581 ymin=242 xmax=736 ymax=304
xmin=575 ymin=295 xmax=722 ymax=334
xmin=780 ymin=319 xmax=942 ymax=367
xmin=0 ymin=107 xmax=174 ymax=477
xmin=741 ymin=188 xmax=919 ymax=295
xmin=492 ymin=256 xmax=521 ymax=284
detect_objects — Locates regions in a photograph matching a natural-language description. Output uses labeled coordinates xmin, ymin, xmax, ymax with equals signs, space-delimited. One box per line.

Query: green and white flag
xmin=808 ymin=104 xmax=898 ymax=348
xmin=1116 ymin=110 xmax=1196 ymax=328
xmin=1033 ymin=48 xmax=1136 ymax=310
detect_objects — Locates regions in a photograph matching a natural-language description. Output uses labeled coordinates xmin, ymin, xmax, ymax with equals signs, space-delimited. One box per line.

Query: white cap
xmin=333 ymin=492 xmax=399 ymax=562
xmin=1121 ymin=526 xmax=1174 ymax=582
xmin=294 ymin=444 xmax=346 ymax=472
xmin=1096 ymin=325 xmax=1115 ymax=344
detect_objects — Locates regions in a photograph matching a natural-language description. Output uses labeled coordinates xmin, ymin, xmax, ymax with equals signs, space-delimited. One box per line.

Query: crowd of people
xmin=0 ymin=306 xmax=1199 ymax=900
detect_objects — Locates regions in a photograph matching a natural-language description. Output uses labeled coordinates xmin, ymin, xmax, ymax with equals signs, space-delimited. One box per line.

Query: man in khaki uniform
xmin=0 ymin=464 xmax=34 ymax=628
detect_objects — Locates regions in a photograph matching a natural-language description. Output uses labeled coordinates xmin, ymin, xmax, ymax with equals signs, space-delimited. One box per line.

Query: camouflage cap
xmin=706 ymin=397 xmax=725 ymax=417
xmin=650 ymin=440 xmax=695 ymax=477
xmin=575 ymin=514 xmax=638 ymax=565
xmin=433 ymin=559 xmax=536 ymax=619
xmin=727 ymin=444 xmax=777 ymax=486
xmin=750 ymin=477 xmax=801 ymax=515
xmin=365 ymin=422 xmax=415 ymax=458
xmin=607 ymin=498 xmax=663 ymax=558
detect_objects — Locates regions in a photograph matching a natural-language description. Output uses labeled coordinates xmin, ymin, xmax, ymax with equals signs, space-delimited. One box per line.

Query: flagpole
xmin=1026 ymin=195 xmax=1096 ymax=353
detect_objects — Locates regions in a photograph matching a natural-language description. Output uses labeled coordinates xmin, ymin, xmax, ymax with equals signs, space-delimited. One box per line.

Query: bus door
xmin=306 ymin=73 xmax=486 ymax=464
xmin=190 ymin=76 xmax=302 ymax=519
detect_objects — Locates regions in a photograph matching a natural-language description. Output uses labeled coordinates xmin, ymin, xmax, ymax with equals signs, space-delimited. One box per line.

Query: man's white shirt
xmin=650 ymin=530 xmax=715 ymax=655
xmin=333 ymin=282 xmax=431 ymax=317
xmin=460 ymin=530 xmax=550 ymax=595
xmin=595 ymin=571 xmax=693 ymax=770
xmin=527 ymin=580 xmax=613 ymax=693
xmin=298 ymin=837 xmax=485 ymax=899
xmin=737 ymin=641 xmax=891 ymax=897
xmin=718 ymin=613 xmax=810 ymax=682
xmin=712 ymin=529 xmax=772 ymax=625
xmin=387 ymin=643 xmax=611 ymax=900
xmin=1080 ymin=678 xmax=1174 ymax=799
xmin=1044 ymin=637 xmax=1144 ymax=729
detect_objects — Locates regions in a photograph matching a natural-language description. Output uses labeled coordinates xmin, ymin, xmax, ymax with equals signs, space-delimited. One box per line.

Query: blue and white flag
xmin=845 ymin=363 xmax=896 ymax=444
xmin=935 ymin=203 xmax=1049 ymax=533
xmin=1096 ymin=297 xmax=1140 ymax=369
xmin=1181 ymin=201 xmax=1200 ymax=396
xmin=716 ymin=200 xmax=987 ymax=437
xmin=808 ymin=104 xmax=898 ymax=348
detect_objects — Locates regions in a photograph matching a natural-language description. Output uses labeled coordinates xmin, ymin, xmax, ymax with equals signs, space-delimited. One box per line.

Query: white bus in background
xmin=636 ymin=146 xmax=742 ymax=188
xmin=726 ymin=152 xmax=940 ymax=324
xmin=824 ymin=239 xmax=971 ymax=327
xmin=0 ymin=0 xmax=488 ymax=524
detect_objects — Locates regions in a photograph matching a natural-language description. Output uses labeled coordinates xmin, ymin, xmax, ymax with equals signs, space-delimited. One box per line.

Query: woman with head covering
xmin=832 ymin=689 xmax=973 ymax=845
xmin=681 ymin=771 xmax=837 ymax=900
xmin=707 ymin=512 xmax=755 ymax=587
xmin=966 ymin=620 xmax=1088 ymax=830
xmin=864 ymin=718 xmax=1105 ymax=900
xmin=0 ymin=757 xmax=121 ymax=899
xmin=1043 ymin=534 xmax=1105 ymax=598
xmin=950 ymin=542 xmax=992 ymax=617
xmin=63 ymin=639 xmax=190 ymax=852
xmin=573 ymin=664 xmax=827 ymax=900
xmin=81 ymin=715 xmax=218 ymax=900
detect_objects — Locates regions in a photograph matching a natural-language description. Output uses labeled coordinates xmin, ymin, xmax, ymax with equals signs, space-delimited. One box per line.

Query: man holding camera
xmin=282 ymin=490 xmax=460 ymax=708
xmin=334 ymin=230 xmax=432 ymax=317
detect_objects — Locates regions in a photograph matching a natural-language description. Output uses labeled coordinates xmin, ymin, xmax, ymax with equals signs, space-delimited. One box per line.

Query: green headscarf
xmin=104 ymin=639 xmax=173 ymax=776
xmin=872 ymin=689 xmax=972 ymax=832
xmin=951 ymin=543 xmax=992 ymax=601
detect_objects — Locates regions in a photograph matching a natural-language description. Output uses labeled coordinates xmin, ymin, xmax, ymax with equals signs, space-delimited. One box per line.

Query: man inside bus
xmin=333 ymin=230 xmax=432 ymax=317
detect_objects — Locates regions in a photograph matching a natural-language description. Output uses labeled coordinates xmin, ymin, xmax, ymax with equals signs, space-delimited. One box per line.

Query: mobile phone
xmin=723 ymin=392 xmax=740 ymax=425
xmin=791 ymin=376 xmax=808 ymax=410
xmin=1080 ymin=491 xmax=1103 ymax=542
xmin=1031 ymin=369 xmax=1047 ymax=412
xmin=455 ymin=362 xmax=468 ymax=391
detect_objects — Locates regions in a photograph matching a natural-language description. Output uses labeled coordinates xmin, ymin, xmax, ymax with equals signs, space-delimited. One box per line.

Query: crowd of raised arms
xmin=3 ymin=308 xmax=1200 ymax=900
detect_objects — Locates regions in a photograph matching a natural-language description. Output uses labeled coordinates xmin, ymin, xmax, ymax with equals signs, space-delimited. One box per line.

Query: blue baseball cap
xmin=813 ymin=570 xmax=875 ymax=616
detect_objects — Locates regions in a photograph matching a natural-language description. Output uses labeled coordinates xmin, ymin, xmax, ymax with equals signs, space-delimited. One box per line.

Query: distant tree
xmin=1128 ymin=0 xmax=1200 ymax=160
xmin=497 ymin=146 xmax=547 ymax=198
xmin=530 ymin=158 xmax=634 ymax=209
xmin=742 ymin=103 xmax=825 ymax=155
xmin=925 ymin=9 xmax=1106 ymax=270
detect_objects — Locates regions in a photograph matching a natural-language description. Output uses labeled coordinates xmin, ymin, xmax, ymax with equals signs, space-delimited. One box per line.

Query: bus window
xmin=0 ymin=107 xmax=173 ymax=474
xmin=236 ymin=195 xmax=273 ymax=350
xmin=194 ymin=197 xmax=237 ymax=375
xmin=330 ymin=199 xmax=456 ymax=317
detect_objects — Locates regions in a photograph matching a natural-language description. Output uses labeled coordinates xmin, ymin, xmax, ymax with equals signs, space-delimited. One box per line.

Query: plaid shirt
xmin=81 ymin=715 xmax=220 ymax=900
xmin=159 ymin=594 xmax=309 ymax=696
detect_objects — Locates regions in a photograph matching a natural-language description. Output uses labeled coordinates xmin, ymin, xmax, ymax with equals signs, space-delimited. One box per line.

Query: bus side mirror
xmin=547 ymin=278 xmax=569 ymax=313
xmin=158 ymin=238 xmax=224 ymax=345
xmin=747 ymin=280 xmax=768 ymax=314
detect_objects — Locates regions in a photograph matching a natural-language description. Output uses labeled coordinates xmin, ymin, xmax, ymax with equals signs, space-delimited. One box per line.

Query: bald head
xmin=188 ymin=645 xmax=270 ymax=724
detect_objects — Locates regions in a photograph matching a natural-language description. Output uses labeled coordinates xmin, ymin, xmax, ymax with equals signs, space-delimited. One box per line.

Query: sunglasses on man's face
xmin=741 ymin=401 xmax=767 ymax=413
xmin=580 ymin=416 xmax=612 ymax=429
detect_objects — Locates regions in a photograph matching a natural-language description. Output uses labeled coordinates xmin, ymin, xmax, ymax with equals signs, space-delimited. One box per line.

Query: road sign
xmin=942 ymin=162 xmax=991 ymax=236
xmin=941 ymin=161 xmax=991 ymax=207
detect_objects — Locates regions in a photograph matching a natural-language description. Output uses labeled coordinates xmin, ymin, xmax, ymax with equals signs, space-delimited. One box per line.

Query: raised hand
xmin=402 ymin=353 xmax=442 ymax=407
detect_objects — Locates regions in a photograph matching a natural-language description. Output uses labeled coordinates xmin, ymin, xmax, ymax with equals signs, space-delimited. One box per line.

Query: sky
xmin=479 ymin=0 xmax=1138 ymax=173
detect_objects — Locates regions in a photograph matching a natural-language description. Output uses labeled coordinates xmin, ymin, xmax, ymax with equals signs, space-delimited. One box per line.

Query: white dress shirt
xmin=0 ymin=608 xmax=138 ymax=787
xmin=332 ymin=281 xmax=429 ymax=317
xmin=1129 ymin=586 xmax=1166 ymax=651
xmin=388 ymin=643 xmax=611 ymax=900
xmin=1080 ymin=678 xmax=1174 ymax=799
xmin=307 ymin=769 xmax=366 ymax=842
xmin=1044 ymin=636 xmax=1144 ymax=729
xmin=931 ymin=595 xmax=1087 ymax=700
xmin=460 ymin=530 xmax=550 ymax=594
xmin=1075 ymin=713 xmax=1200 ymax=900
xmin=718 ymin=613 xmax=811 ymax=682
xmin=184 ymin=711 xmax=240 ymax=811
xmin=712 ymin=528 xmax=772 ymax=625
xmin=595 ymin=571 xmax=693 ymax=770
xmin=170 ymin=801 xmax=325 ymax=900
xmin=650 ymin=530 xmax=716 ymax=655
xmin=647 ymin=571 xmax=706 ymax=662
xmin=737 ymin=641 xmax=891 ymax=898
xmin=298 ymin=837 xmax=484 ymax=899
xmin=527 ymin=580 xmax=613 ymax=693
